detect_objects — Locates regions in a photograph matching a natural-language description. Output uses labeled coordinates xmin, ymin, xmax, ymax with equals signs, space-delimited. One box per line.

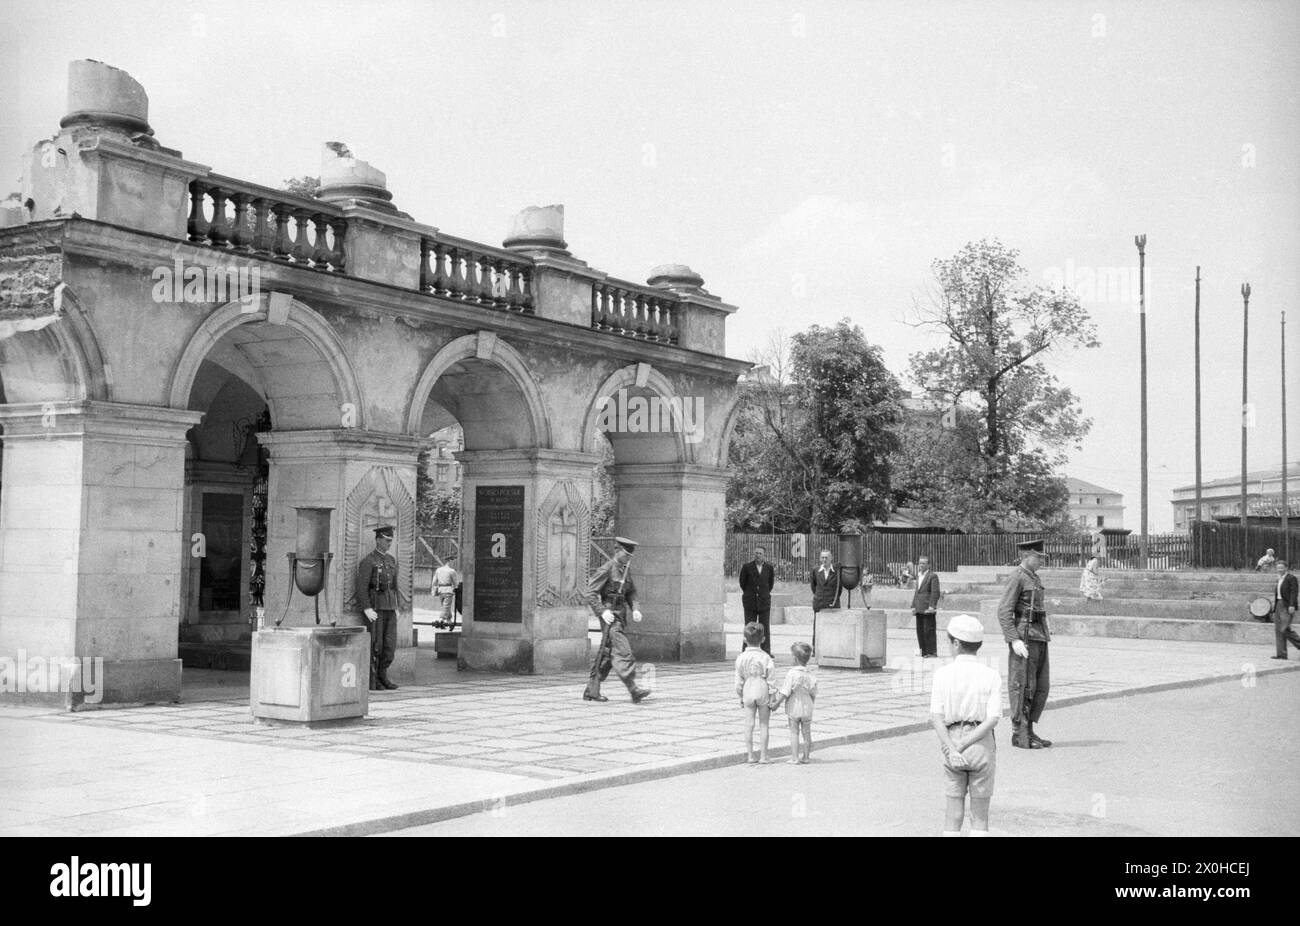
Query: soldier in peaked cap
xmin=929 ymin=614 xmax=1002 ymax=836
xmin=996 ymin=539 xmax=1052 ymax=749
xmin=357 ymin=525 xmax=399 ymax=691
xmin=583 ymin=536 xmax=651 ymax=703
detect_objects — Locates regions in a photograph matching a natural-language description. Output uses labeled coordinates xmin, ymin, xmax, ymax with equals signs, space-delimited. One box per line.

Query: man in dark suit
xmin=739 ymin=546 xmax=775 ymax=654
xmin=1270 ymin=559 xmax=1300 ymax=660
xmin=810 ymin=549 xmax=841 ymax=612
xmin=911 ymin=554 xmax=941 ymax=658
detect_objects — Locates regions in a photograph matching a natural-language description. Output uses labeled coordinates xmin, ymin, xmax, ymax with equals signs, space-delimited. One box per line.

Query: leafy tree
xmin=282 ymin=176 xmax=321 ymax=197
xmin=904 ymin=239 xmax=1097 ymax=528
xmin=728 ymin=321 xmax=902 ymax=531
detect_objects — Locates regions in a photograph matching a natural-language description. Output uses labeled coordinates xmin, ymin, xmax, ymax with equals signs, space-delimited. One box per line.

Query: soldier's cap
xmin=373 ymin=525 xmax=395 ymax=539
xmin=614 ymin=536 xmax=638 ymax=553
xmin=947 ymin=614 xmax=984 ymax=644
xmin=1016 ymin=539 xmax=1047 ymax=556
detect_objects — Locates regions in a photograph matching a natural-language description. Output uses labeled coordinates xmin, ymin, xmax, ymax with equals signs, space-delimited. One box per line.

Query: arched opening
xmin=172 ymin=301 xmax=361 ymax=683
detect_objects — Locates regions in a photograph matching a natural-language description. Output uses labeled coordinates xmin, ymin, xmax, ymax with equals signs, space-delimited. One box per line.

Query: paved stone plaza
xmin=2 ymin=629 xmax=1294 ymax=836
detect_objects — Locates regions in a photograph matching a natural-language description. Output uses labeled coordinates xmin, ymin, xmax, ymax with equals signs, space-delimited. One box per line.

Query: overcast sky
xmin=2 ymin=0 xmax=1296 ymax=530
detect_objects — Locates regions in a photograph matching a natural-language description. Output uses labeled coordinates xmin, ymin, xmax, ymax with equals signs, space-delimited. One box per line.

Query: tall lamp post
xmin=1136 ymin=235 xmax=1148 ymax=569
xmin=1194 ymin=266 xmax=1202 ymax=566
xmin=1241 ymin=283 xmax=1251 ymax=566
xmin=1283 ymin=310 xmax=1290 ymax=562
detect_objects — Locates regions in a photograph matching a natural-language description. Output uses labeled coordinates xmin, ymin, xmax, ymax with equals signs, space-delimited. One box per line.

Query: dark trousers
xmin=914 ymin=611 xmax=937 ymax=656
xmin=742 ymin=602 xmax=772 ymax=654
xmin=1008 ymin=639 xmax=1050 ymax=726
xmin=586 ymin=621 xmax=638 ymax=698
xmin=1274 ymin=603 xmax=1300 ymax=657
xmin=369 ymin=610 xmax=397 ymax=680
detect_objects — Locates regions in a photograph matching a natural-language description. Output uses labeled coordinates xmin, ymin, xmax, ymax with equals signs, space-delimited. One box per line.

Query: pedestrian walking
xmin=1270 ymin=559 xmax=1300 ymax=660
xmin=583 ymin=536 xmax=651 ymax=703
xmin=929 ymin=614 xmax=1002 ymax=837
xmin=734 ymin=622 xmax=775 ymax=764
xmin=433 ymin=556 xmax=459 ymax=628
xmin=771 ymin=641 xmax=817 ymax=764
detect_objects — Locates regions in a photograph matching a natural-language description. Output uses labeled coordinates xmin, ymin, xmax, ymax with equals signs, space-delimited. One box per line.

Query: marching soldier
xmin=996 ymin=539 xmax=1052 ymax=749
xmin=357 ymin=525 xmax=399 ymax=691
xmin=583 ymin=536 xmax=651 ymax=704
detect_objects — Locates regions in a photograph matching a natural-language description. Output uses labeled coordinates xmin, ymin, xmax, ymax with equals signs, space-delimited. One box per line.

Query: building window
xmin=1096 ymin=515 xmax=1105 ymax=527
xmin=1096 ymin=498 xmax=1101 ymax=505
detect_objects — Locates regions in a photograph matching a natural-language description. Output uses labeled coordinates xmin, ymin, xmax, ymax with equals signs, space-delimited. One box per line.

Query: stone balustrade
xmin=187 ymin=176 xmax=347 ymax=273
xmin=591 ymin=279 xmax=680 ymax=345
xmin=420 ymin=234 xmax=535 ymax=313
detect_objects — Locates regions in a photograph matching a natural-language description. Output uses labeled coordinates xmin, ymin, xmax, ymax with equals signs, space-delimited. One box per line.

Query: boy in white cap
xmin=929 ymin=613 xmax=1002 ymax=836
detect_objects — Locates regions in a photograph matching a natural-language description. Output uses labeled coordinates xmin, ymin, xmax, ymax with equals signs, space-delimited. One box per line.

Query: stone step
xmin=962 ymin=581 xmax=1278 ymax=601
xmin=737 ymin=612 xmax=1277 ymax=646
xmin=979 ymin=596 xmax=1258 ymax=623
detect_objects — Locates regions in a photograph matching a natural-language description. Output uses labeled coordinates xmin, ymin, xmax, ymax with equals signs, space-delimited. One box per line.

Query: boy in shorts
xmin=929 ymin=613 xmax=1002 ymax=836
xmin=734 ymin=622 xmax=776 ymax=764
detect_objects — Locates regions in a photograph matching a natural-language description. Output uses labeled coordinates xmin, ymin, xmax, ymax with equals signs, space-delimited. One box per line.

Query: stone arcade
xmin=0 ymin=60 xmax=747 ymax=707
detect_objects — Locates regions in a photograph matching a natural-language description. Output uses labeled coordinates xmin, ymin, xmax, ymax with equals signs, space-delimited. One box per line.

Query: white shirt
xmin=929 ymin=655 xmax=1002 ymax=725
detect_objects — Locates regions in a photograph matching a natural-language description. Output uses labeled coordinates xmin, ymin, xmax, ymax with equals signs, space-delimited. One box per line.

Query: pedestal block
xmin=250 ymin=626 xmax=369 ymax=723
xmin=815 ymin=608 xmax=887 ymax=670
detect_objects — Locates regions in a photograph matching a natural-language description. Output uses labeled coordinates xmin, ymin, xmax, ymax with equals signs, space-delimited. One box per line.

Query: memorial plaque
xmin=473 ymin=485 xmax=525 ymax=623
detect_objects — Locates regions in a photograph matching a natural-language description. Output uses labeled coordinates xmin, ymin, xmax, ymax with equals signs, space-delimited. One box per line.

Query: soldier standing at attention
xmin=357 ymin=525 xmax=399 ymax=691
xmin=583 ymin=537 xmax=651 ymax=704
xmin=996 ymin=539 xmax=1051 ymax=749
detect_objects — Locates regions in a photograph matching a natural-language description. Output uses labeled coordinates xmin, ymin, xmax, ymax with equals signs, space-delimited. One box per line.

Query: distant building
xmin=1065 ymin=477 xmax=1125 ymax=530
xmin=900 ymin=394 xmax=950 ymax=429
xmin=427 ymin=424 xmax=463 ymax=493
xmin=1171 ymin=461 xmax=1300 ymax=529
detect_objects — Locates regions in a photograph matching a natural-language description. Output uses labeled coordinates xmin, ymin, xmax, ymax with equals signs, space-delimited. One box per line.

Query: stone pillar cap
xmin=60 ymin=60 xmax=152 ymax=136
xmin=504 ymin=204 xmax=569 ymax=254
xmin=647 ymin=264 xmax=705 ymax=291
xmin=318 ymin=143 xmax=396 ymax=212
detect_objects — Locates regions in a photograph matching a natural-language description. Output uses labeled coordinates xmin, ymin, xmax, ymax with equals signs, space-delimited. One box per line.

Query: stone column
xmin=258 ymin=430 xmax=423 ymax=644
xmin=458 ymin=449 xmax=599 ymax=674
xmin=608 ymin=462 xmax=729 ymax=663
xmin=0 ymin=401 xmax=201 ymax=707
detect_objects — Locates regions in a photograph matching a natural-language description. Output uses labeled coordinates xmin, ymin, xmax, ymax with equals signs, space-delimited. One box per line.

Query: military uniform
xmin=583 ymin=537 xmax=650 ymax=703
xmin=996 ymin=542 xmax=1052 ymax=749
xmin=356 ymin=526 xmax=399 ymax=690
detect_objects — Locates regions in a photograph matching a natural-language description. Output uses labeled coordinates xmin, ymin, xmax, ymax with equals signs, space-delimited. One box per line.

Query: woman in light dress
xmin=1080 ymin=556 xmax=1105 ymax=601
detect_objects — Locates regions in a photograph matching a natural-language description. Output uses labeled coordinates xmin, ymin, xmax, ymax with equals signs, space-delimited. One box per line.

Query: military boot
xmin=1028 ymin=723 xmax=1051 ymax=748
xmin=1012 ymin=723 xmax=1032 ymax=749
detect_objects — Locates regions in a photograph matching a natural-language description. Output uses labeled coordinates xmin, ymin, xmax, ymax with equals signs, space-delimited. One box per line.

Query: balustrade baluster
xmin=429 ymin=241 xmax=447 ymax=293
xmin=228 ymin=193 xmax=251 ymax=250
xmin=450 ymin=248 xmax=469 ymax=297
xmin=206 ymin=187 xmax=230 ymax=247
xmin=187 ymin=182 xmax=210 ymax=242
xmin=310 ymin=214 xmax=333 ymax=266
xmin=250 ymin=198 xmax=272 ymax=254
xmin=519 ymin=268 xmax=535 ymax=312
xmin=271 ymin=204 xmax=293 ymax=260
xmin=291 ymin=210 xmax=313 ymax=263
xmin=476 ymin=255 xmax=495 ymax=304
xmin=329 ymin=218 xmax=347 ymax=271
xmin=506 ymin=264 xmax=525 ymax=310
xmin=591 ymin=285 xmax=602 ymax=328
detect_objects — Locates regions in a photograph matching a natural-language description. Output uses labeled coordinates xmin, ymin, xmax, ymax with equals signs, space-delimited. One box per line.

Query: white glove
xmin=601 ymin=609 xmax=615 ymax=625
xmin=632 ymin=610 xmax=643 ymax=623
xmin=364 ymin=608 xmax=378 ymax=623
xmin=1011 ymin=639 xmax=1029 ymax=659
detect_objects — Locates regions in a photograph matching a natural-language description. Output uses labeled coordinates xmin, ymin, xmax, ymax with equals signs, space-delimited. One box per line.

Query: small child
xmin=771 ymin=641 xmax=817 ymax=764
xmin=734 ymin=622 xmax=776 ymax=764
xmin=929 ymin=614 xmax=1002 ymax=837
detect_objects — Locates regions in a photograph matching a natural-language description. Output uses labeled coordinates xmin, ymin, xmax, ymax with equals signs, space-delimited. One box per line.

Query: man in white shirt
xmin=929 ymin=614 xmax=1002 ymax=837
xmin=433 ymin=557 xmax=460 ymax=628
